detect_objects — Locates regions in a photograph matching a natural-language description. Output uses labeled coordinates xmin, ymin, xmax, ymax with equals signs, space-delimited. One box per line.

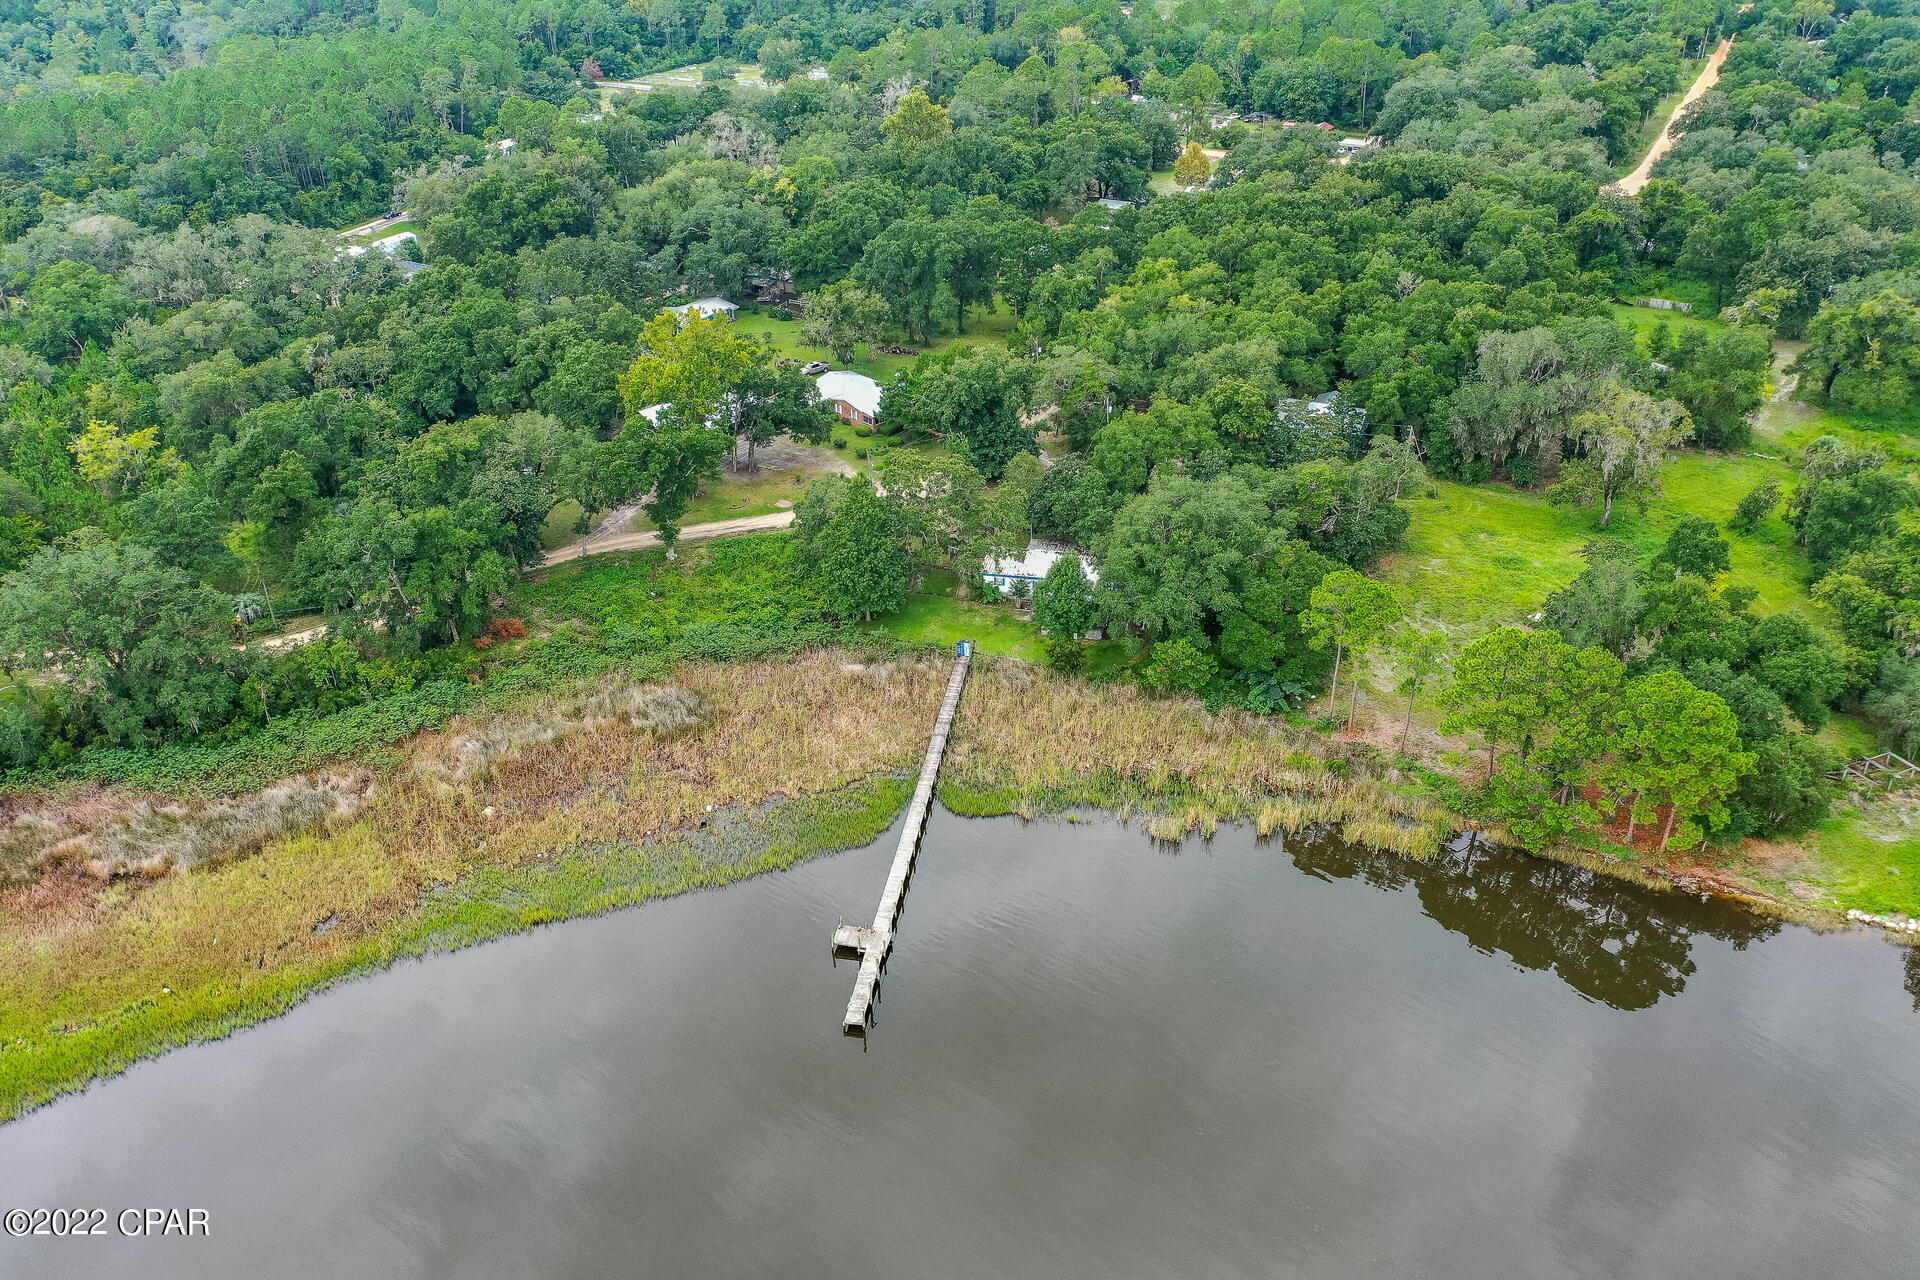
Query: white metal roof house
xmin=343 ymin=230 xmax=417 ymax=258
xmin=980 ymin=542 xmax=1100 ymax=591
xmin=817 ymin=370 xmax=883 ymax=426
xmin=666 ymin=296 xmax=739 ymax=321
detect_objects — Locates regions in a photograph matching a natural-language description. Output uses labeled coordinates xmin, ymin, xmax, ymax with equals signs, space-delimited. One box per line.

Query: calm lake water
xmin=4 ymin=810 xmax=1919 ymax=1279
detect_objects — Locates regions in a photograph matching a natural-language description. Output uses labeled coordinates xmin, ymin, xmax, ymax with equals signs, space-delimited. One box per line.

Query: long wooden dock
xmin=836 ymin=644 xmax=972 ymax=1034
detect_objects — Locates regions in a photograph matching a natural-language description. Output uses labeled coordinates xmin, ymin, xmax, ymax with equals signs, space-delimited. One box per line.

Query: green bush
xmin=1045 ymin=638 xmax=1089 ymax=675
xmin=854 ymin=425 xmax=873 ymax=437
xmin=833 ymin=436 xmax=848 ymax=448
xmin=1140 ymin=638 xmax=1217 ymax=694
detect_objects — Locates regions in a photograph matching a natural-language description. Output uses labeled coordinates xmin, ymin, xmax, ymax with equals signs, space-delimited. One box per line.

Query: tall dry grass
xmin=2 ymin=652 xmax=948 ymax=1005
xmin=0 ymin=772 xmax=371 ymax=884
xmin=949 ymin=664 xmax=1454 ymax=856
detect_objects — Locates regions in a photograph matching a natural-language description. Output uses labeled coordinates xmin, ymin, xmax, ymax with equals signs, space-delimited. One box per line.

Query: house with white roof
xmin=980 ymin=542 xmax=1099 ymax=594
xmin=343 ymin=230 xmax=417 ymax=259
xmin=666 ymin=296 xmax=739 ymax=322
xmin=817 ymin=370 xmax=883 ymax=427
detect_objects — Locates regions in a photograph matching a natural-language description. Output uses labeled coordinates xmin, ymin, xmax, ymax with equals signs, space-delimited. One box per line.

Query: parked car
xmin=801 ymin=360 xmax=830 ymax=375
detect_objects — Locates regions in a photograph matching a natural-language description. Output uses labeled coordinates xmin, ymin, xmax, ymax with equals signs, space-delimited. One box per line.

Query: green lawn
xmin=1616 ymin=269 xmax=1721 ymax=315
xmin=732 ymin=299 xmax=1019 ymax=385
xmin=348 ymin=219 xmax=417 ymax=245
xmin=1380 ymin=483 xmax=1594 ymax=639
xmin=1380 ymin=452 xmax=1818 ymax=643
xmin=1608 ymin=301 xmax=1722 ymax=343
xmin=875 ymin=572 xmax=1049 ymax=661
xmin=674 ymin=464 xmax=818 ymax=525
xmin=871 ymin=569 xmax=1131 ymax=668
xmin=1817 ymin=714 xmax=1878 ymax=758
xmin=1801 ymin=804 xmax=1920 ymax=918
xmin=541 ymin=498 xmax=591 ymax=550
xmin=597 ymin=59 xmax=769 ymax=100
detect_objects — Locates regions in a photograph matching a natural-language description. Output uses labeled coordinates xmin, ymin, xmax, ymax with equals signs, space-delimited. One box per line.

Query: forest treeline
xmin=0 ymin=0 xmax=1913 ymax=851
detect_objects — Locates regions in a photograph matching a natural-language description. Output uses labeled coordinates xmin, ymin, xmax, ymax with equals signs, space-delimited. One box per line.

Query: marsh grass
xmin=417 ymin=685 xmax=712 ymax=785
xmin=0 ymin=772 xmax=370 ymax=885
xmin=944 ymin=665 xmax=1458 ymax=857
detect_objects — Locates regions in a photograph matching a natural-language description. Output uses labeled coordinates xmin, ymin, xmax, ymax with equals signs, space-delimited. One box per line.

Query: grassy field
xmin=1800 ymin=801 xmax=1920 ymax=917
xmin=596 ymin=59 xmax=771 ymax=106
xmin=1379 ymin=454 xmax=1815 ymax=642
xmin=677 ymin=462 xmax=817 ymax=525
xmin=732 ymin=299 xmax=1019 ymax=384
xmin=877 ymin=584 xmax=1049 ymax=662
xmin=1372 ymin=323 xmax=1920 ymax=916
xmin=1607 ymin=300 xmax=1722 ymax=342
xmin=1616 ymin=269 xmax=1721 ymax=314
xmin=345 ymin=219 xmax=417 ymax=246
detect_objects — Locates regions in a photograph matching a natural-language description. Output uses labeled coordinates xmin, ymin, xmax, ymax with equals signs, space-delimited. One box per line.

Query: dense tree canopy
xmin=0 ymin=0 xmax=1901 ymax=850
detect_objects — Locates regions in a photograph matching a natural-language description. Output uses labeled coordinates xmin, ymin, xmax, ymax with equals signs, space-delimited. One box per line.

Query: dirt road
xmin=252 ymin=511 xmax=797 ymax=650
xmin=539 ymin=510 xmax=795 ymax=567
xmin=1613 ymin=36 xmax=1734 ymax=196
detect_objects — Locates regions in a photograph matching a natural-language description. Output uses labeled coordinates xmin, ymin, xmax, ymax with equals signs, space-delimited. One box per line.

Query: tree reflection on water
xmin=1283 ymin=827 xmax=1781 ymax=1011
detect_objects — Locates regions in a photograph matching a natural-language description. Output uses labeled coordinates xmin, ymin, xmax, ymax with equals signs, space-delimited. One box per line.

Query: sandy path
xmin=540 ymin=510 xmax=795 ymax=568
xmin=253 ymin=511 xmax=798 ymax=650
xmin=336 ymin=210 xmax=411 ymax=240
xmin=1613 ymin=36 xmax=1734 ymax=196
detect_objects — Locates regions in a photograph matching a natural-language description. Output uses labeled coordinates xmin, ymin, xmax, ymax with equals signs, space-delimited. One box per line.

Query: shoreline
xmin=3 ymin=651 xmax=1912 ymax=1125
xmin=0 ymin=777 xmax=916 ymax=1125
xmin=6 ymin=777 xmax=1911 ymax=1128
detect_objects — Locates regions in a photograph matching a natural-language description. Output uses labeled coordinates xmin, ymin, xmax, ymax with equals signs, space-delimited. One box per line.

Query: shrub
xmin=1728 ymin=479 xmax=1782 ymax=534
xmin=1045 ymin=638 xmax=1089 ymax=675
xmin=833 ymin=436 xmax=848 ymax=448
xmin=485 ymin=617 xmax=528 ymax=643
xmin=854 ymin=425 xmax=873 ymax=437
xmin=1141 ymin=637 xmax=1217 ymax=694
